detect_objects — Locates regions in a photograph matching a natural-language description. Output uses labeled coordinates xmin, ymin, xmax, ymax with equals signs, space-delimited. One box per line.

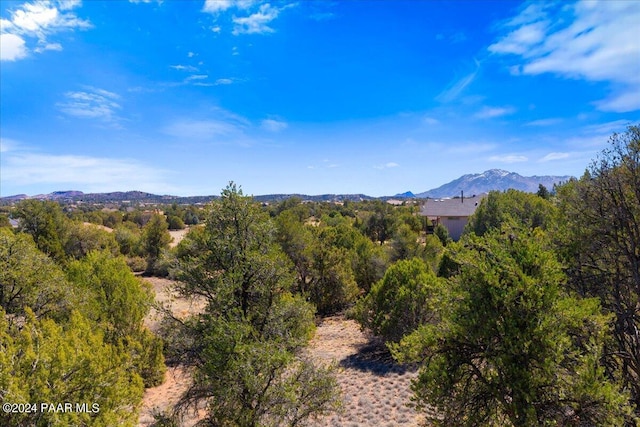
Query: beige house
xmin=420 ymin=194 xmax=486 ymax=241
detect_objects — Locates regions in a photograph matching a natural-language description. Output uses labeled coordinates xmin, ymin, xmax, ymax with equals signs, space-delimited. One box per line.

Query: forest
xmin=0 ymin=125 xmax=639 ymax=426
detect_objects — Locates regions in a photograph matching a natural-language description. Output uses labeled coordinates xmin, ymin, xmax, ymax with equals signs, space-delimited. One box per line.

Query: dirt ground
xmin=307 ymin=316 xmax=421 ymax=426
xmin=138 ymin=278 xmax=422 ymax=427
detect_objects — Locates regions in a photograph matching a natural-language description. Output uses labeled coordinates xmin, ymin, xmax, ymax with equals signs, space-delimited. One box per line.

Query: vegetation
xmin=392 ymin=229 xmax=632 ymax=426
xmin=167 ymin=183 xmax=341 ymax=426
xmin=553 ymin=125 xmax=640 ymax=414
xmin=1 ymin=125 xmax=638 ymax=425
xmin=354 ymin=257 xmax=447 ymax=343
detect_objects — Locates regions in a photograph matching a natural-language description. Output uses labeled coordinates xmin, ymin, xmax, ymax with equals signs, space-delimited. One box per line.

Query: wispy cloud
xmin=0 ymin=137 xmax=19 ymax=153
xmin=308 ymin=159 xmax=340 ymax=170
xmin=164 ymin=120 xmax=237 ymax=138
xmin=34 ymin=41 xmax=62 ymax=52
xmin=474 ymin=106 xmax=516 ymax=119
xmin=185 ymin=74 xmax=208 ymax=81
xmin=436 ymin=62 xmax=479 ymax=103
xmin=489 ymin=1 xmax=640 ymax=112
xmin=57 ymin=87 xmax=122 ymax=123
xmin=261 ymin=119 xmax=287 ymax=132
xmin=170 ymin=64 xmax=198 ymax=72
xmin=202 ymin=0 xmax=254 ymax=14
xmin=0 ymin=0 xmax=91 ymax=61
xmin=525 ymin=118 xmax=562 ymax=127
xmin=539 ymin=152 xmax=570 ymax=162
xmin=232 ymin=3 xmax=284 ymax=35
xmin=202 ymin=0 xmax=291 ymax=36
xmin=1 ymin=151 xmax=172 ymax=194
xmin=374 ymin=162 xmax=399 ymax=170
xmin=215 ymin=78 xmax=234 ymax=85
xmin=489 ymin=154 xmax=528 ymax=163
xmin=163 ymin=113 xmax=248 ymax=141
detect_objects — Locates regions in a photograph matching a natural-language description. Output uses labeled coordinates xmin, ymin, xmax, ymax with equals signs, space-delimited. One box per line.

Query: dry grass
xmin=307 ymin=316 xmax=422 ymax=426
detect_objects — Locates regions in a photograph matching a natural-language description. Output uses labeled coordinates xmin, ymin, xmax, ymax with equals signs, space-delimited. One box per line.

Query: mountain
xmin=0 ymin=191 xmax=374 ymax=205
xmin=393 ymin=191 xmax=416 ymax=198
xmin=416 ymin=169 xmax=573 ymax=198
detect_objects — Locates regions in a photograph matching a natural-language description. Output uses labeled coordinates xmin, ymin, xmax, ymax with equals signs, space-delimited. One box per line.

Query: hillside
xmin=417 ymin=169 xmax=572 ymax=198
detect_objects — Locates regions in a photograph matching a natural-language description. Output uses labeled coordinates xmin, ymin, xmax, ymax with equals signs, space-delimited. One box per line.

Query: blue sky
xmin=1 ymin=0 xmax=638 ymax=197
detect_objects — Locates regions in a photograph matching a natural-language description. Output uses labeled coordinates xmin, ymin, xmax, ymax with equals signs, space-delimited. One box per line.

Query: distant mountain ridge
xmin=1 ymin=170 xmax=573 ymax=204
xmin=416 ymin=169 xmax=572 ymax=198
xmin=0 ymin=191 xmax=374 ymax=205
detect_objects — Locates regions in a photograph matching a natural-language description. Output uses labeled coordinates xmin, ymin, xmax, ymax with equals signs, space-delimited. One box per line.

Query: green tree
xmin=66 ymin=250 xmax=153 ymax=340
xmin=171 ymin=183 xmax=340 ymax=426
xmin=114 ymin=221 xmax=142 ymax=256
xmin=307 ymin=235 xmax=359 ymax=315
xmin=166 ymin=215 xmax=185 ymax=230
xmin=363 ymin=200 xmax=397 ymax=245
xmin=276 ymin=213 xmax=361 ymax=314
xmin=434 ymin=223 xmax=451 ymax=247
xmin=14 ymin=200 xmax=68 ymax=264
xmin=465 ymin=189 xmax=555 ymax=237
xmin=392 ymin=229 xmax=633 ymax=426
xmin=553 ymin=125 xmax=640 ymax=414
xmin=354 ymin=258 xmax=447 ymax=343
xmin=0 ymin=308 xmax=144 ymax=427
xmin=64 ymin=221 xmax=119 ymax=260
xmin=141 ymin=213 xmax=171 ymax=274
xmin=0 ymin=229 xmax=74 ymax=321
xmin=66 ymin=250 xmax=164 ymax=387
xmin=536 ymin=183 xmax=550 ymax=199
xmin=0 ymin=214 xmax=11 ymax=228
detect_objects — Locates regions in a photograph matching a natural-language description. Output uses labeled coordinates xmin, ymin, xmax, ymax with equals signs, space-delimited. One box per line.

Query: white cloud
xmin=203 ymin=0 xmax=233 ymax=13
xmin=232 ymin=3 xmax=287 ymax=35
xmin=202 ymin=0 xmax=254 ymax=13
xmin=436 ymin=63 xmax=479 ymax=103
xmin=163 ymin=119 xmax=243 ymax=140
xmin=215 ymin=78 xmax=234 ymax=85
xmin=57 ymin=87 xmax=121 ymax=122
xmin=185 ymin=74 xmax=208 ymax=81
xmin=0 ymin=33 xmax=28 ymax=61
xmin=0 ymin=137 xmax=18 ymax=153
xmin=261 ymin=119 xmax=287 ymax=132
xmin=489 ymin=154 xmax=528 ymax=163
xmin=489 ymin=1 xmax=640 ymax=112
xmin=540 ymin=152 xmax=570 ymax=162
xmin=0 ymin=0 xmax=90 ymax=61
xmin=374 ymin=162 xmax=399 ymax=170
xmin=6 ymin=1 xmax=90 ymax=34
xmin=34 ymin=41 xmax=62 ymax=52
xmin=423 ymin=116 xmax=439 ymax=125
xmin=525 ymin=118 xmax=562 ymax=127
xmin=1 ymin=151 xmax=172 ymax=193
xmin=474 ymin=106 xmax=516 ymax=119
xmin=594 ymin=91 xmax=640 ymax=114
xmin=170 ymin=64 xmax=198 ymax=72
xmin=57 ymin=0 xmax=82 ymax=10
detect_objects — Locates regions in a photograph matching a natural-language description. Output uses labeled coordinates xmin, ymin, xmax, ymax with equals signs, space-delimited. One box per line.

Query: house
xmin=420 ymin=194 xmax=486 ymax=241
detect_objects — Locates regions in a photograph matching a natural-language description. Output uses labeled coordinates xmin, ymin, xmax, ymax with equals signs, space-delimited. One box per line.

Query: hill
xmin=417 ymin=169 xmax=572 ymax=198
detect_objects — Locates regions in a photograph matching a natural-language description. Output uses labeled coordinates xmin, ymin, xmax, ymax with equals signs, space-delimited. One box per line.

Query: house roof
xmin=420 ymin=194 xmax=486 ymax=218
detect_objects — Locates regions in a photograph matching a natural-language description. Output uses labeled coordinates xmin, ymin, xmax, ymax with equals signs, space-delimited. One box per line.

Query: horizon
xmin=1 ymin=1 xmax=639 ymax=197
xmin=1 ymin=167 xmax=575 ymax=199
